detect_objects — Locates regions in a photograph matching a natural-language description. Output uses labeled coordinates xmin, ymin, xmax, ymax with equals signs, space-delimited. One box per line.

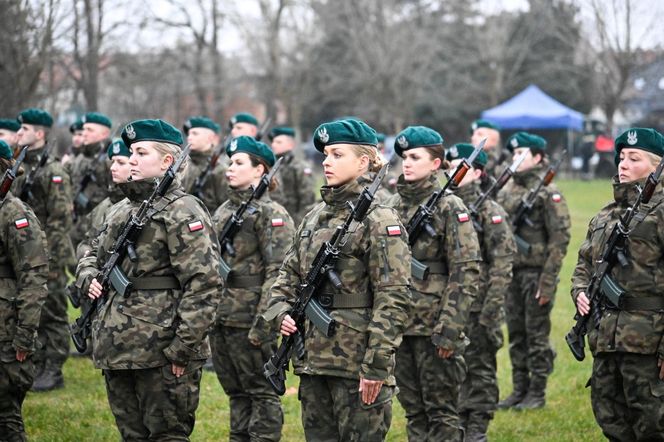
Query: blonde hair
xmin=647 ymin=151 xmax=662 ymax=168
xmin=150 ymin=141 xmax=189 ymax=176
xmin=354 ymin=144 xmax=385 ymax=174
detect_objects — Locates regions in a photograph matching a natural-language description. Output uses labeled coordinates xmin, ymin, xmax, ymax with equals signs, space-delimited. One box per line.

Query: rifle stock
xmin=0 ymin=146 xmax=28 ymax=201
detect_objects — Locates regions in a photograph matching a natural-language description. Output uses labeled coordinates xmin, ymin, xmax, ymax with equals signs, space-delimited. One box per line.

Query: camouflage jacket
xmin=386 ymin=175 xmax=481 ymax=351
xmin=77 ymin=179 xmax=223 ymax=369
xmin=75 ymin=185 xmax=126 ymax=261
xmin=269 ymin=151 xmax=316 ymax=226
xmin=212 ymin=187 xmax=294 ymax=343
xmin=181 ymin=149 xmax=228 ymax=212
xmin=65 ymin=140 xmax=111 ymax=218
xmin=484 ymin=147 xmax=512 ymax=179
xmin=572 ymin=177 xmax=664 ymax=357
xmin=14 ymin=146 xmax=76 ymax=267
xmin=266 ymin=176 xmax=412 ymax=384
xmin=0 ymin=194 xmax=48 ymax=359
xmin=498 ymin=164 xmax=571 ymax=300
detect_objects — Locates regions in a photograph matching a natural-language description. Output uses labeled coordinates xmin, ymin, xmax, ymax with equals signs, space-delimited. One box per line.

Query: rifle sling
xmin=0 ymin=264 xmax=16 ymax=279
xmin=317 ymin=292 xmax=373 ymax=309
xmin=128 ymin=275 xmax=180 ymax=290
xmin=618 ymin=297 xmax=664 ymax=311
xmin=226 ymin=273 xmax=264 ymax=289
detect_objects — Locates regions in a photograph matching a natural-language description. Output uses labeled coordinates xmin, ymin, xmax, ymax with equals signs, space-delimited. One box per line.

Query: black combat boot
xmin=497 ymin=371 xmax=529 ymax=409
xmin=514 ymin=376 xmax=547 ymax=410
xmin=31 ymin=364 xmax=64 ymax=392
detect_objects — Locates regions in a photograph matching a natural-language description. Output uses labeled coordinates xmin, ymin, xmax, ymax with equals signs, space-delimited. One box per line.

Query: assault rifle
xmin=511 ymin=150 xmax=567 ymax=254
xmin=69 ymin=144 xmax=191 ymax=353
xmin=468 ymin=149 xmax=528 ymax=232
xmin=566 ymin=155 xmax=664 ymax=362
xmin=406 ymin=139 xmax=485 ymax=280
xmin=218 ymin=156 xmax=283 ymax=281
xmin=255 ymin=116 xmax=272 ymax=142
xmin=74 ymin=142 xmax=108 ymax=216
xmin=19 ymin=143 xmax=53 ymax=202
xmin=263 ymin=164 xmax=389 ymax=395
xmin=0 ymin=146 xmax=28 ymax=202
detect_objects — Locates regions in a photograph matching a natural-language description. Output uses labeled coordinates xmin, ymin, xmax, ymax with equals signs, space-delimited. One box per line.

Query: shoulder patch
xmin=386 ymin=225 xmax=402 ymax=236
xmin=14 ymin=218 xmax=29 ymax=229
xmin=188 ymin=220 xmax=204 ymax=232
xmin=491 ymin=215 xmax=503 ymax=224
xmin=457 ymin=212 xmax=470 ymax=223
xmin=52 ymin=175 xmax=63 ymax=184
xmin=552 ymin=193 xmax=562 ymax=203
xmin=271 ymin=218 xmax=285 ymax=227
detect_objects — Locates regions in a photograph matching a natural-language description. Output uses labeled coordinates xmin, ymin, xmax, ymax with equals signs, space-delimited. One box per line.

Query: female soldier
xmin=78 ymin=119 xmax=222 ymax=441
xmin=386 ymin=127 xmax=481 ymax=441
xmin=266 ymin=118 xmax=411 ymax=441
xmin=210 ymin=136 xmax=294 ymax=442
xmin=446 ymin=143 xmax=515 ymax=441
xmin=0 ymin=140 xmax=48 ymax=439
xmin=572 ymin=128 xmax=664 ymax=440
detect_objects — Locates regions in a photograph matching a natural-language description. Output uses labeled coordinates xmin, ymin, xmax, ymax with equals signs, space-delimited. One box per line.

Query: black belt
xmin=128 ymin=276 xmax=180 ymax=290
xmin=226 ymin=274 xmax=264 ymax=289
xmin=0 ymin=265 xmax=16 ymax=279
xmin=620 ymin=296 xmax=664 ymax=311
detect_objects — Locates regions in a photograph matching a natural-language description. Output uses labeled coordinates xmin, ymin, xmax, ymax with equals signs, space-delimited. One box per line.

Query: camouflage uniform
xmin=270 ymin=151 xmax=316 ymax=225
xmin=14 ymin=146 xmax=75 ymax=389
xmin=74 ymin=185 xmax=126 ymax=261
xmin=571 ymin=177 xmax=664 ymax=440
xmin=0 ymin=193 xmax=48 ymax=440
xmin=65 ymin=140 xmax=111 ymax=247
xmin=181 ymin=149 xmax=228 ymax=212
xmin=497 ymin=163 xmax=571 ymax=407
xmin=266 ymin=176 xmax=412 ymax=442
xmin=77 ymin=178 xmax=222 ymax=440
xmin=454 ymin=181 xmax=515 ymax=437
xmin=484 ymin=148 xmax=511 ymax=179
xmin=210 ymin=187 xmax=294 ymax=442
xmin=385 ymin=174 xmax=481 ymax=442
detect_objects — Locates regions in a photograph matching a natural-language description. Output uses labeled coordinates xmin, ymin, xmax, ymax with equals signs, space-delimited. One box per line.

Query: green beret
xmin=470 ymin=119 xmax=501 ymax=134
xmin=506 ymin=131 xmax=546 ymax=153
xmin=0 ymin=119 xmax=20 ymax=132
xmin=17 ymin=108 xmax=53 ymax=128
xmin=83 ymin=112 xmax=112 ymax=128
xmin=69 ymin=119 xmax=84 ymax=133
xmin=376 ymin=133 xmax=386 ymax=143
xmin=446 ymin=142 xmax=488 ymax=168
xmin=227 ymin=135 xmax=276 ymax=167
xmin=313 ymin=118 xmax=377 ymax=153
xmin=183 ymin=116 xmax=220 ymax=135
xmin=107 ymin=138 xmax=131 ymax=159
xmin=614 ymin=128 xmax=664 ymax=166
xmin=229 ymin=112 xmax=259 ymax=128
xmin=394 ymin=126 xmax=443 ymax=158
xmin=121 ymin=119 xmax=183 ymax=147
xmin=268 ymin=126 xmax=295 ymax=141
xmin=0 ymin=140 xmax=12 ymax=160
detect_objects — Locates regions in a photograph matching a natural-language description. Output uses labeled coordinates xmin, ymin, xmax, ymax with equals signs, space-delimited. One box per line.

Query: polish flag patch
xmin=457 ymin=212 xmax=470 ymax=223
xmin=491 ymin=215 xmax=503 ymax=224
xmin=271 ymin=218 xmax=285 ymax=227
xmin=52 ymin=175 xmax=63 ymax=184
xmin=14 ymin=218 xmax=29 ymax=229
xmin=386 ymin=225 xmax=402 ymax=236
xmin=188 ymin=220 xmax=204 ymax=232
xmin=552 ymin=193 xmax=562 ymax=203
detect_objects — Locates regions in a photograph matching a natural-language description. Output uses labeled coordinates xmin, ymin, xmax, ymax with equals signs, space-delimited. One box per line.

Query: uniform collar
xmin=611 ymin=175 xmax=664 ymax=208
xmin=82 ymin=140 xmax=106 ymax=157
xmin=189 ymin=149 xmax=211 ymax=165
xmin=24 ymin=145 xmax=47 ymax=164
xmin=512 ymin=164 xmax=545 ymax=187
xmin=227 ymin=185 xmax=268 ymax=206
xmin=453 ymin=180 xmax=481 ymax=202
xmin=396 ymin=173 xmax=441 ymax=203
xmin=118 ymin=176 xmax=182 ymax=203
xmin=320 ymin=175 xmax=367 ymax=208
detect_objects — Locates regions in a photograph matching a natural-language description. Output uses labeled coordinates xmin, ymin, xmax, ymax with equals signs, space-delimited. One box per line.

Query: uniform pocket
xmin=120 ymin=289 xmax=177 ymax=328
xmin=649 ymin=379 xmax=664 ymax=398
xmin=0 ymin=292 xmax=17 ymax=340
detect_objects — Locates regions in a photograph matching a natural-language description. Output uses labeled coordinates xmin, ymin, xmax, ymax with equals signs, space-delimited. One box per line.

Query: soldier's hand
xmin=359 ymin=376 xmax=383 ymax=405
xmin=88 ymin=278 xmax=103 ymax=299
xmin=437 ymin=347 xmax=454 ymax=359
xmin=16 ymin=349 xmax=28 ymax=362
xmin=280 ymin=314 xmax=297 ymax=336
xmin=535 ymin=288 xmax=550 ymax=306
xmin=576 ymin=292 xmax=590 ymax=316
xmin=172 ymin=363 xmax=185 ymax=378
xmin=658 ymin=358 xmax=664 ymax=380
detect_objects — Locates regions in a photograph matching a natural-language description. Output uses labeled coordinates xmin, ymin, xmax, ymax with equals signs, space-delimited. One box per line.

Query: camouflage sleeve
xmin=45 ymin=165 xmax=76 ymax=267
xmin=248 ymin=203 xmax=295 ymax=342
xmin=210 ymin=163 xmax=229 ymax=209
xmin=539 ymin=187 xmax=571 ymax=301
xmin=570 ymin=215 xmax=597 ymax=302
xmin=162 ymin=199 xmax=223 ymax=365
xmin=7 ymin=201 xmax=48 ymax=353
xmin=479 ymin=203 xmax=515 ymax=327
xmin=361 ymin=206 xmax=412 ymax=381
xmin=295 ymin=165 xmax=316 ymax=222
xmin=432 ymin=198 xmax=481 ymax=352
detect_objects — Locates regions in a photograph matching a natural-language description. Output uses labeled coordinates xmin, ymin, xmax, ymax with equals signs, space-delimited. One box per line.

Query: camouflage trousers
xmin=34 ymin=268 xmax=69 ymax=370
xmin=298 ymin=374 xmax=394 ymax=442
xmin=209 ymin=325 xmax=283 ymax=442
xmin=0 ymin=356 xmax=35 ymax=442
xmin=591 ymin=352 xmax=664 ymax=441
xmin=395 ymin=335 xmax=467 ymax=442
xmin=103 ymin=363 xmax=203 ymax=441
xmin=505 ymin=268 xmax=555 ymax=386
xmin=459 ymin=312 xmax=503 ymax=434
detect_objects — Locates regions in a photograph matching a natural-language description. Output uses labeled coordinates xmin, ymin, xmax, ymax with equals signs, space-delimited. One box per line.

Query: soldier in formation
xmin=386 ymin=126 xmax=481 ymax=441
xmin=0 ymin=119 xmax=20 ymax=150
xmin=470 ymin=119 xmax=510 ymax=178
xmin=572 ymin=127 xmax=664 ymax=440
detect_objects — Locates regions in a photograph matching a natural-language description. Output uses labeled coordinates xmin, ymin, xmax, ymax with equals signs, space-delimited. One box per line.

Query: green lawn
xmin=23 ymin=179 xmax=612 ymax=441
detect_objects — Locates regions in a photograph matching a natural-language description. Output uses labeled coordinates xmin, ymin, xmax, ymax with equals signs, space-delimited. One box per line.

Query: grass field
xmin=22 ymin=179 xmax=613 ymax=441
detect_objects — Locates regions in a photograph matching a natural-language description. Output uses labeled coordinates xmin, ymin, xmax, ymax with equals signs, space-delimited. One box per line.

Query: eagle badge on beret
xmin=17 ymin=115 xmax=23 ymax=123
xmin=471 ymin=122 xmax=478 ymax=130
xmin=125 ymin=124 xmax=136 ymax=140
xmin=318 ymin=127 xmax=329 ymax=144
xmin=113 ymin=142 xmax=121 ymax=154
xmin=511 ymin=138 xmax=519 ymax=148
xmin=449 ymin=146 xmax=459 ymax=158
xmin=397 ymin=135 xmax=408 ymax=148
xmin=229 ymin=139 xmax=238 ymax=152
xmin=230 ymin=117 xmax=237 ymax=125
xmin=627 ymin=130 xmax=637 ymax=145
